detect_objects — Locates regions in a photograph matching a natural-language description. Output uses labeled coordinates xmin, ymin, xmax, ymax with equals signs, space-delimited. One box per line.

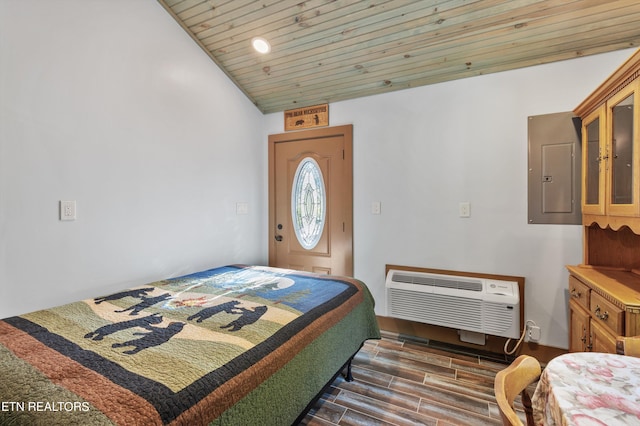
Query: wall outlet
xmin=236 ymin=202 xmax=249 ymax=215
xmin=527 ymin=324 xmax=541 ymax=342
xmin=60 ymin=200 xmax=76 ymax=221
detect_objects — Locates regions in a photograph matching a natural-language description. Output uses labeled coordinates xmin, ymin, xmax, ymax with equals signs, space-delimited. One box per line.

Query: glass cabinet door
xmin=607 ymin=81 xmax=640 ymax=216
xmin=582 ymin=106 xmax=606 ymax=215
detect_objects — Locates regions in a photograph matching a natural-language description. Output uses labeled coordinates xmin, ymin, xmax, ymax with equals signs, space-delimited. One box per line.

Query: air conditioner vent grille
xmin=388 ymin=289 xmax=484 ymax=331
xmin=391 ymin=272 xmax=482 ymax=292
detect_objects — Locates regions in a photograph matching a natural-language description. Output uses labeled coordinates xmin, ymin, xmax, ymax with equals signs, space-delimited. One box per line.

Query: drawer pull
xmin=570 ymin=288 xmax=582 ymax=298
xmin=595 ymin=305 xmax=609 ymax=321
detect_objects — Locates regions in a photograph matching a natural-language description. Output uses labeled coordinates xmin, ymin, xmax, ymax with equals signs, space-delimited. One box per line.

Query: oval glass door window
xmin=291 ymin=157 xmax=326 ymax=249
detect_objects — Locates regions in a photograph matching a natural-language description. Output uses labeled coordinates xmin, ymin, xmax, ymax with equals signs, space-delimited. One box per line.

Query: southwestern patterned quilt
xmin=0 ymin=265 xmax=380 ymax=425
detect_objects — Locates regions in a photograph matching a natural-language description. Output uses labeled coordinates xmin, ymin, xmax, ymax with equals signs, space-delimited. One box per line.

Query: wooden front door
xmin=268 ymin=125 xmax=353 ymax=276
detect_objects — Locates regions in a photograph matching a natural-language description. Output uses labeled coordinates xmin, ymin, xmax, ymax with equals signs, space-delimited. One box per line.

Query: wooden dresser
xmin=569 ymin=49 xmax=640 ymax=353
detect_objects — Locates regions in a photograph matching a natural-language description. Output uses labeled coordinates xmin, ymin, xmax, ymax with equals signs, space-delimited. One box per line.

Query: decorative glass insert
xmin=292 ymin=157 xmax=326 ymax=250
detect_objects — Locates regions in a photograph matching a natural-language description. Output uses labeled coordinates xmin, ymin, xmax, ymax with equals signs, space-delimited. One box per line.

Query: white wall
xmin=264 ymin=49 xmax=636 ymax=350
xmin=0 ymin=1 xmax=267 ymax=317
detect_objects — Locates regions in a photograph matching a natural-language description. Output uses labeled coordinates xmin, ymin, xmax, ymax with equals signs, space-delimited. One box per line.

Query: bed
xmin=0 ymin=264 xmax=380 ymax=425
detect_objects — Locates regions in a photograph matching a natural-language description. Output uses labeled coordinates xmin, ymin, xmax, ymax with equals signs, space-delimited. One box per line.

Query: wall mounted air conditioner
xmin=385 ymin=269 xmax=520 ymax=340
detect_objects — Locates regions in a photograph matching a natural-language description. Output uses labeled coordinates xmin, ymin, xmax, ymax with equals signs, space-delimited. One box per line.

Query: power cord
xmin=504 ymin=320 xmax=537 ymax=355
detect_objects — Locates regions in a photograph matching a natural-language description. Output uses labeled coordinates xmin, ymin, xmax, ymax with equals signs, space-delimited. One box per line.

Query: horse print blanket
xmin=0 ymin=265 xmax=380 ymax=425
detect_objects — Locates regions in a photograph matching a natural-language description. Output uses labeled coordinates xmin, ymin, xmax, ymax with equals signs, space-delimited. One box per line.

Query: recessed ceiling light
xmin=252 ymin=37 xmax=271 ymax=54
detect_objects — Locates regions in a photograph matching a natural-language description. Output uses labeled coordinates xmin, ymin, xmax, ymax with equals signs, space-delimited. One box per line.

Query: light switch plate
xmin=371 ymin=201 xmax=381 ymax=215
xmin=459 ymin=202 xmax=470 ymax=218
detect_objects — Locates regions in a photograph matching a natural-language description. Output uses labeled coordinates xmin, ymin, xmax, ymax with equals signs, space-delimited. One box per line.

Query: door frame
xmin=268 ymin=124 xmax=353 ymax=275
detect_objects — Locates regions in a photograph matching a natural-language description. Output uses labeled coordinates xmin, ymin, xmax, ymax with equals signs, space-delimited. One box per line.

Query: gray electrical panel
xmin=528 ymin=112 xmax=582 ymax=224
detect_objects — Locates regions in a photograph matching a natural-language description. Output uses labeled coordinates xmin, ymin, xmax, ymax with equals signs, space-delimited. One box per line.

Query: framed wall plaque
xmin=284 ymin=104 xmax=329 ymax=131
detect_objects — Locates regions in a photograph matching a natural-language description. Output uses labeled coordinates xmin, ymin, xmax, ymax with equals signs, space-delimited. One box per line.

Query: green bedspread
xmin=0 ymin=265 xmax=380 ymax=425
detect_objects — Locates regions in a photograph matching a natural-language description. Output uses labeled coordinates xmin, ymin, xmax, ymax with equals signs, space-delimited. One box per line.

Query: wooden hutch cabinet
xmin=569 ymin=49 xmax=640 ymax=353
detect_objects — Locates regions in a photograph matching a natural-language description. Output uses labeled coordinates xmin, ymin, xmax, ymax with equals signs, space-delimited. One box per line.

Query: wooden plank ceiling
xmin=157 ymin=0 xmax=640 ymax=114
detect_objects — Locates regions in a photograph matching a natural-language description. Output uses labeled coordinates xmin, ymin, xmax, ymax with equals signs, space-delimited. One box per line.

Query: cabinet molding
xmin=575 ymin=50 xmax=640 ymax=119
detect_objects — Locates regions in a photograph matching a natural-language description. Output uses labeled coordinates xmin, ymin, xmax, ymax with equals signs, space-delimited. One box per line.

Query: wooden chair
xmin=494 ymin=355 xmax=541 ymax=426
xmin=616 ymin=335 xmax=640 ymax=357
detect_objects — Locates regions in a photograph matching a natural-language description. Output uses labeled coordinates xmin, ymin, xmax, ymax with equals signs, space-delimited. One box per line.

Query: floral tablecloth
xmin=532 ymin=352 xmax=640 ymax=425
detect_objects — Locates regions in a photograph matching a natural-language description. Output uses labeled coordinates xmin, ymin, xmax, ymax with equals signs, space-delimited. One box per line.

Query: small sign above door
xmin=284 ymin=104 xmax=329 ymax=131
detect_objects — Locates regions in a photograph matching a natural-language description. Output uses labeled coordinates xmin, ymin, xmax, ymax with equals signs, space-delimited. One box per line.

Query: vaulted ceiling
xmin=157 ymin=0 xmax=640 ymax=114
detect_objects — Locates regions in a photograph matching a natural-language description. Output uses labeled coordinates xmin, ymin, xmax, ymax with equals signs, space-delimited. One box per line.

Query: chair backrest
xmin=494 ymin=355 xmax=541 ymax=426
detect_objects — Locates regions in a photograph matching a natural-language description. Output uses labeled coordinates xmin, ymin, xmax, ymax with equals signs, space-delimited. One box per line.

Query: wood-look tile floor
xmin=299 ymin=332 xmax=535 ymax=426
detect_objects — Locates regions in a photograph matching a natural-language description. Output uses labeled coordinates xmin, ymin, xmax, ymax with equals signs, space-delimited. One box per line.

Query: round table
xmin=531 ymin=352 xmax=640 ymax=425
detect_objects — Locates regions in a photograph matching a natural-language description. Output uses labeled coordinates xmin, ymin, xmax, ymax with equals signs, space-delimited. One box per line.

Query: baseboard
xmin=377 ymin=316 xmax=566 ymax=364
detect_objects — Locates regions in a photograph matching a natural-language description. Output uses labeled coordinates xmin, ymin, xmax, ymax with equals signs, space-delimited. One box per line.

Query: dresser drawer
xmin=569 ymin=276 xmax=590 ymax=311
xmin=590 ymin=291 xmax=624 ymax=335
